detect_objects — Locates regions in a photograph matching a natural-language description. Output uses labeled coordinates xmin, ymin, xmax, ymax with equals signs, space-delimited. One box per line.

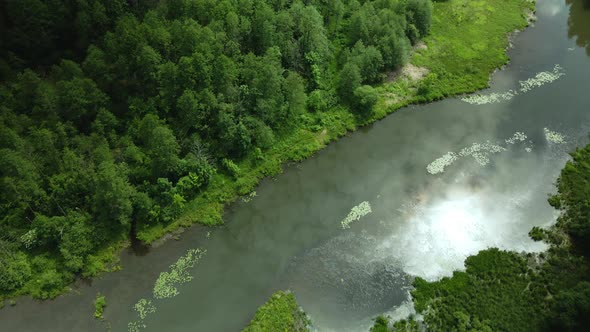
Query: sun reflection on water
xmin=377 ymin=182 xmax=550 ymax=281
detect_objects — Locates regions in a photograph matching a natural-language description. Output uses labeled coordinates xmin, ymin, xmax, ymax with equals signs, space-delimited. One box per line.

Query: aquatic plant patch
xmin=128 ymin=321 xmax=145 ymax=332
xmin=127 ymin=248 xmax=206 ymax=331
xmin=341 ymin=201 xmax=373 ymax=229
xmin=461 ymin=90 xmax=518 ymax=105
xmin=134 ymin=298 xmax=156 ymax=320
xmin=427 ymin=131 xmax=532 ymax=175
xmin=544 ymin=128 xmax=566 ymax=144
xmin=458 ymin=142 xmax=507 ymax=166
xmin=93 ymin=294 xmax=106 ymax=319
xmin=520 ymin=65 xmax=565 ymax=93
xmin=461 ymin=65 xmax=565 ymax=105
xmin=241 ymin=191 xmax=258 ymax=203
xmin=153 ymin=248 xmax=206 ymax=299
xmin=426 ymin=152 xmax=459 ymax=175
xmin=505 ymin=132 xmax=527 ymax=145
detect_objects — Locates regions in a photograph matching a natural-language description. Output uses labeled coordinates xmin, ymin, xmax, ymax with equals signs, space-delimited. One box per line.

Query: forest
xmin=0 ymin=0 xmax=433 ymax=299
xmin=372 ymin=143 xmax=590 ymax=331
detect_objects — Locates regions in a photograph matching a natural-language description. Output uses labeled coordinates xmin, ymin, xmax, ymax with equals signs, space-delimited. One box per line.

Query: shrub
xmin=0 ymin=252 xmax=32 ymax=292
xmin=222 ymin=158 xmax=241 ymax=179
xmin=353 ymin=85 xmax=379 ymax=114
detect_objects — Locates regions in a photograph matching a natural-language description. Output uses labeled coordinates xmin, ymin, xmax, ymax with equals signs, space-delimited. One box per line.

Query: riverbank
xmin=243 ymin=291 xmax=310 ymax=332
xmin=137 ymin=0 xmax=536 ymax=244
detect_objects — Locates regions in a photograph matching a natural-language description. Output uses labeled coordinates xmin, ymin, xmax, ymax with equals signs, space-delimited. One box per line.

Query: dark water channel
xmin=1 ymin=0 xmax=589 ymax=331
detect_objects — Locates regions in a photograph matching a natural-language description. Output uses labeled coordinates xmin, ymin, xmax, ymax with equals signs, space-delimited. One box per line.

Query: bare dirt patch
xmin=414 ymin=41 xmax=428 ymax=50
xmin=315 ymin=128 xmax=328 ymax=144
xmin=387 ymin=63 xmax=429 ymax=82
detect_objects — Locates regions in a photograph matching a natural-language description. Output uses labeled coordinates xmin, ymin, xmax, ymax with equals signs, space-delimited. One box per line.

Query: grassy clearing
xmin=412 ymin=0 xmax=534 ymax=96
xmin=137 ymin=0 xmax=534 ymax=243
xmin=375 ymin=0 xmax=535 ymax=116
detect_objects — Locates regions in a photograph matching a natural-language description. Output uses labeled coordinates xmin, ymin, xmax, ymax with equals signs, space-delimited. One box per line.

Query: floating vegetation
xmin=461 ymin=65 xmax=565 ymax=104
xmin=426 ymin=152 xmax=458 ymax=175
xmin=460 ymin=90 xmax=517 ymax=105
xmin=134 ymin=299 xmax=156 ymax=320
xmin=127 ymin=248 xmax=206 ymax=331
xmin=128 ymin=321 xmax=146 ymax=332
xmin=544 ymin=128 xmax=566 ymax=144
xmin=341 ymin=201 xmax=372 ymax=229
xmin=505 ymin=132 xmax=527 ymax=144
xmin=519 ymin=65 xmax=565 ymax=93
xmin=427 ymin=131 xmax=532 ymax=175
xmin=458 ymin=141 xmax=506 ymax=166
xmin=241 ymin=191 xmax=258 ymax=203
xmin=153 ymin=248 xmax=206 ymax=299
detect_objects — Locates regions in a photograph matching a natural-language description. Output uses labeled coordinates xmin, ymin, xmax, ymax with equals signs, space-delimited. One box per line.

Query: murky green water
xmin=1 ymin=1 xmax=589 ymax=331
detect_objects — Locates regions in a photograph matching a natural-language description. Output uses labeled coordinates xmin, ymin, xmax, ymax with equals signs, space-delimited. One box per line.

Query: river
xmin=1 ymin=0 xmax=589 ymax=331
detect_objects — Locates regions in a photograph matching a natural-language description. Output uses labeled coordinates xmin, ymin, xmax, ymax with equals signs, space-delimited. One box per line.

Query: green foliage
xmin=353 ymin=85 xmax=379 ymax=115
xmin=392 ymin=316 xmax=422 ymax=331
xmin=307 ymin=90 xmax=330 ymax=113
xmin=176 ymin=173 xmax=204 ymax=198
xmin=338 ymin=63 xmax=362 ymax=104
xmin=0 ymin=0 xmax=135 ymax=72
xmin=243 ymin=291 xmax=309 ymax=332
xmin=411 ymin=249 xmax=542 ymax=332
xmin=0 ymin=252 xmax=31 ymax=292
xmin=529 ymin=226 xmax=546 ymax=241
xmin=406 ymin=0 xmax=434 ymax=42
xmin=93 ymin=293 xmax=107 ymax=319
xmin=30 ymin=268 xmax=66 ymax=300
xmin=550 ymin=281 xmax=590 ymax=331
xmin=350 ymin=41 xmax=385 ymax=84
xmin=222 ymin=158 xmax=241 ymax=179
xmin=370 ymin=315 xmax=391 ymax=332
xmin=551 ymin=145 xmax=590 ymax=256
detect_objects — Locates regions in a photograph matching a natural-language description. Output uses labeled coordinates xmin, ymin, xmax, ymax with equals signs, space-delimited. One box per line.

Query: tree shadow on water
xmin=566 ymin=0 xmax=590 ymax=56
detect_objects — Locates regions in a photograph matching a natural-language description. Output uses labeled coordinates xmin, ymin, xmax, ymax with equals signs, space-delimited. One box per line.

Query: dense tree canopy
xmin=0 ymin=0 xmax=432 ymax=298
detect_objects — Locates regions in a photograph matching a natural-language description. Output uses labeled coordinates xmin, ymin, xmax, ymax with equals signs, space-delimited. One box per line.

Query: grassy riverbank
xmin=243 ymin=291 xmax=309 ymax=332
xmin=137 ymin=0 xmax=535 ymax=243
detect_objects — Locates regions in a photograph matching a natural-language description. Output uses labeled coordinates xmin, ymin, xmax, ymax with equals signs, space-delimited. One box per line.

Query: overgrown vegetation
xmin=374 ymin=142 xmax=590 ymax=331
xmin=243 ymin=291 xmax=309 ymax=332
xmin=0 ymin=0 xmax=533 ymax=301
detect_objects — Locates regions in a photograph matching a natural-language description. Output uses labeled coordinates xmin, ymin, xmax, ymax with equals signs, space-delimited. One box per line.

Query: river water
xmin=1 ymin=0 xmax=589 ymax=331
